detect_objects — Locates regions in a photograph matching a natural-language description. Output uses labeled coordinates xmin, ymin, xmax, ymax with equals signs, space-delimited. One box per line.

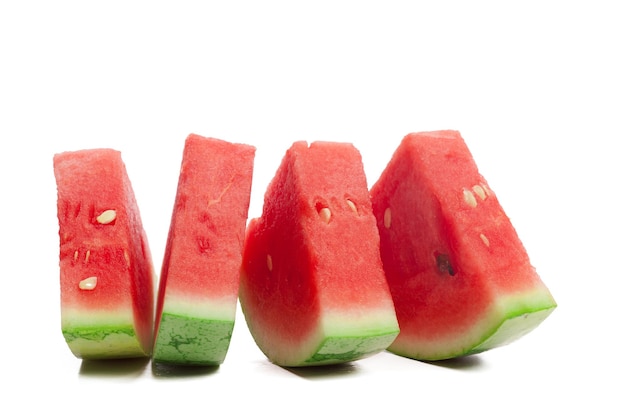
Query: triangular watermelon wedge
xmin=370 ymin=130 xmax=557 ymax=361
xmin=239 ymin=141 xmax=399 ymax=367
xmin=152 ymin=134 xmax=255 ymax=366
xmin=54 ymin=149 xmax=155 ymax=359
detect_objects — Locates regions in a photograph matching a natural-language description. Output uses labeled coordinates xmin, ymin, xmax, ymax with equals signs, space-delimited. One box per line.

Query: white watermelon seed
xmin=480 ymin=233 xmax=490 ymax=247
xmin=79 ymin=276 xmax=98 ymax=290
xmin=319 ymin=207 xmax=332 ymax=223
xmin=473 ymin=185 xmax=487 ymax=200
xmin=84 ymin=250 xmax=91 ymax=263
xmin=73 ymin=250 xmax=79 ymax=262
xmin=346 ymin=199 xmax=357 ymax=213
xmin=463 ymin=189 xmax=477 ymax=208
xmin=384 ymin=207 xmax=391 ymax=229
xmin=482 ymin=183 xmax=491 ymax=196
xmin=267 ymin=254 xmax=273 ymax=272
xmin=96 ymin=209 xmax=117 ymax=224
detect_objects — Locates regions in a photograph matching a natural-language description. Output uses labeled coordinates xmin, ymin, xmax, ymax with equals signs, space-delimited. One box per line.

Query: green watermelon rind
xmin=61 ymin=308 xmax=149 ymax=359
xmin=304 ymin=330 xmax=400 ymax=366
xmin=245 ymin=307 xmax=400 ymax=367
xmin=387 ymin=286 xmax=557 ymax=361
xmin=153 ymin=296 xmax=238 ymax=365
xmin=62 ymin=325 xmax=148 ymax=359
xmin=152 ymin=312 xmax=234 ymax=366
xmin=466 ymin=289 xmax=557 ymax=355
xmin=467 ymin=306 xmax=556 ymax=356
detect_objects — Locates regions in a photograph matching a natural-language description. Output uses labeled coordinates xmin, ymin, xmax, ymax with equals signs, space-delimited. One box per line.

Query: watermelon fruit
xmin=152 ymin=134 xmax=255 ymax=366
xmin=370 ymin=130 xmax=557 ymax=361
xmin=54 ymin=149 xmax=155 ymax=359
xmin=239 ymin=141 xmax=400 ymax=367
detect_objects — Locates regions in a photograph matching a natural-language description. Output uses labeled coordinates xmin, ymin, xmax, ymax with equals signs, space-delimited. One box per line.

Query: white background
xmin=1 ymin=1 xmax=624 ymax=415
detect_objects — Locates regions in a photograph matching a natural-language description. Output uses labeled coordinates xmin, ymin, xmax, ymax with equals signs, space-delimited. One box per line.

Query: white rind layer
xmin=321 ymin=307 xmax=400 ymax=337
xmin=160 ymin=293 xmax=238 ymax=321
xmin=61 ymin=306 xmax=134 ymax=328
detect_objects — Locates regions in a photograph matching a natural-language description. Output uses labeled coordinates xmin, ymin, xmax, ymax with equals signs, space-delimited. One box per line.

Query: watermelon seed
xmin=346 ymin=199 xmax=357 ymax=214
xmin=267 ymin=254 xmax=273 ymax=272
xmin=84 ymin=250 xmax=91 ymax=263
xmin=314 ymin=201 xmax=332 ymax=223
xmin=480 ymin=233 xmax=490 ymax=247
xmin=384 ymin=208 xmax=391 ymax=229
xmin=463 ymin=189 xmax=477 ymax=208
xmin=96 ymin=209 xmax=117 ymax=225
xmin=79 ymin=276 xmax=98 ymax=290
xmin=482 ymin=183 xmax=491 ymax=196
xmin=73 ymin=250 xmax=79 ymax=262
xmin=435 ymin=253 xmax=455 ymax=276
xmin=473 ymin=185 xmax=487 ymax=200
xmin=319 ymin=207 xmax=332 ymax=223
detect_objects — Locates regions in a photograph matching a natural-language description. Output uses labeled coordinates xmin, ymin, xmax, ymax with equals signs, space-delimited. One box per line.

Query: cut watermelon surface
xmin=152 ymin=134 xmax=255 ymax=365
xmin=239 ymin=141 xmax=399 ymax=367
xmin=54 ymin=149 xmax=155 ymax=359
xmin=370 ymin=131 xmax=557 ymax=361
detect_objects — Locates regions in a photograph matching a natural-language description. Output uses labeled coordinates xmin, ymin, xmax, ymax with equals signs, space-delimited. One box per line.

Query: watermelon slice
xmin=239 ymin=141 xmax=399 ymax=367
xmin=54 ymin=149 xmax=155 ymax=359
xmin=370 ymin=130 xmax=557 ymax=361
xmin=152 ymin=134 xmax=255 ymax=366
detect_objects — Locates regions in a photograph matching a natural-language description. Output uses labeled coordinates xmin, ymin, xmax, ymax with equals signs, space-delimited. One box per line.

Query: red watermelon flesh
xmin=54 ymin=149 xmax=155 ymax=359
xmin=370 ymin=131 xmax=557 ymax=360
xmin=239 ymin=141 xmax=399 ymax=367
xmin=152 ymin=134 xmax=255 ymax=365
